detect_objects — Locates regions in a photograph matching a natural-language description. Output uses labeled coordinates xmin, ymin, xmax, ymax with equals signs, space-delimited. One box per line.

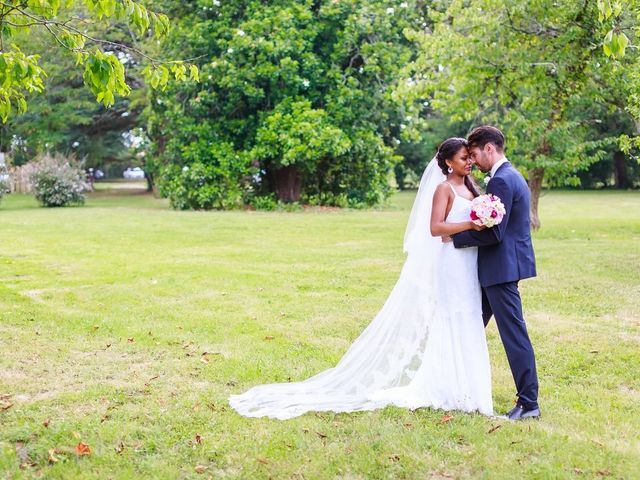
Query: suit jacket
xmin=452 ymin=161 xmax=536 ymax=287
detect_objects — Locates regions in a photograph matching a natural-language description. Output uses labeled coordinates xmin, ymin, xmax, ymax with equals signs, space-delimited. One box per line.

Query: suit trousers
xmin=482 ymin=282 xmax=539 ymax=409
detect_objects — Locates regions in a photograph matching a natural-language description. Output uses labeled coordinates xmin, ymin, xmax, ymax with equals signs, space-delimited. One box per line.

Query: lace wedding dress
xmin=229 ymin=159 xmax=493 ymax=419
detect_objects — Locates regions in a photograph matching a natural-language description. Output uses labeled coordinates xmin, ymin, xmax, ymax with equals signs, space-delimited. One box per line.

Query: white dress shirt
xmin=489 ymin=157 xmax=508 ymax=177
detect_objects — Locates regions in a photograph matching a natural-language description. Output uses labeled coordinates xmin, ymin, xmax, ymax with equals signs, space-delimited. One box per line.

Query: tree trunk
xmin=613 ymin=150 xmax=631 ymax=189
xmin=274 ymin=165 xmax=302 ymax=202
xmin=146 ymin=172 xmax=155 ymax=193
xmin=528 ymin=167 xmax=544 ymax=231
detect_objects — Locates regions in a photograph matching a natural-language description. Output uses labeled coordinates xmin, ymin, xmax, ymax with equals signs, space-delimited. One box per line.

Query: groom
xmin=452 ymin=126 xmax=540 ymax=420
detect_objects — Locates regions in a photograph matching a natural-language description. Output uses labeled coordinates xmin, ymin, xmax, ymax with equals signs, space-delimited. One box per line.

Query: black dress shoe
xmin=506 ymin=404 xmax=540 ymax=420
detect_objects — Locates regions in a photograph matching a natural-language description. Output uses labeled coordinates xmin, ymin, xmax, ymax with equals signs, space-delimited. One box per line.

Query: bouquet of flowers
xmin=470 ymin=194 xmax=506 ymax=228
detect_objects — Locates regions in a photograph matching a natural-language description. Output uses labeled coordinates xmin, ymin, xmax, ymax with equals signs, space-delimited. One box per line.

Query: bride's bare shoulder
xmin=434 ymin=182 xmax=452 ymax=194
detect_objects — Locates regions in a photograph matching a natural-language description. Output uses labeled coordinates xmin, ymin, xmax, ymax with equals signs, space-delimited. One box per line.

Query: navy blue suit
xmin=452 ymin=161 xmax=539 ymax=409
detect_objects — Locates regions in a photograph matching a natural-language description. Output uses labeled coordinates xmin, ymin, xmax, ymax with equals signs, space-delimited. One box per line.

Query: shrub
xmin=30 ymin=153 xmax=89 ymax=207
xmin=249 ymin=194 xmax=278 ymax=211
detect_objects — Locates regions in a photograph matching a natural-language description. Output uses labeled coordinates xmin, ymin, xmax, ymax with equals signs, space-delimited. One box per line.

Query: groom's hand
xmin=441 ymin=235 xmax=452 ymax=243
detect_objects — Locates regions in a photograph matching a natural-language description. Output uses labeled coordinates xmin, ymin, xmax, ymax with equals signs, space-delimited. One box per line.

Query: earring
xmin=447 ymin=166 xmax=453 ymax=174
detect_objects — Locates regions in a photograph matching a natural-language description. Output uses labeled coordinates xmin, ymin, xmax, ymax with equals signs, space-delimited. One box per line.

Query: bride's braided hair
xmin=435 ymin=137 xmax=480 ymax=197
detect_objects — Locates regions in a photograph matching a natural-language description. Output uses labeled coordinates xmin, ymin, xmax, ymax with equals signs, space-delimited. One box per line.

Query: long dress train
xmin=228 ymin=160 xmax=492 ymax=419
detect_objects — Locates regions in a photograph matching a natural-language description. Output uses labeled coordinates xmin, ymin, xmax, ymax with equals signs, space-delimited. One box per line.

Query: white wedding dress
xmin=229 ymin=159 xmax=493 ymax=419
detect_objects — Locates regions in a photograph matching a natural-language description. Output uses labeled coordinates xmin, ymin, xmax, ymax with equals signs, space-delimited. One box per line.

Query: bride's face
xmin=447 ymin=147 xmax=473 ymax=176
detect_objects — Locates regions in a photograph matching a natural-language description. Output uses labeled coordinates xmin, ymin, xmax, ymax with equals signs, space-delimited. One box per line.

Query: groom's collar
xmin=489 ymin=157 xmax=509 ymax=177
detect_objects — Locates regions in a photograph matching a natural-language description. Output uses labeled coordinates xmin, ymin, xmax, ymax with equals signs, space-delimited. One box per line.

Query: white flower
xmin=386 ymin=7 xmax=395 ymax=14
xmin=213 ymin=0 xmax=220 ymax=5
xmin=237 ymin=29 xmax=245 ymax=36
xmin=302 ymin=79 xmax=310 ymax=88
xmin=483 ymin=176 xmax=490 ymax=185
xmin=72 ymin=141 xmax=80 ymax=148
xmin=183 ymin=166 xmax=189 ymax=172
xmin=400 ymin=2 xmax=408 ymax=7
xmin=227 ymin=48 xmax=234 ymax=54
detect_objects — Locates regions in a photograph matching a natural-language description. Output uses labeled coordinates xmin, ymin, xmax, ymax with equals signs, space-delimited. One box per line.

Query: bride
xmin=229 ymin=138 xmax=493 ymax=419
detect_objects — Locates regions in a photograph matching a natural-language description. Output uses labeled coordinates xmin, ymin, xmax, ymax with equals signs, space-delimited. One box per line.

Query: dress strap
xmin=445 ymin=182 xmax=459 ymax=197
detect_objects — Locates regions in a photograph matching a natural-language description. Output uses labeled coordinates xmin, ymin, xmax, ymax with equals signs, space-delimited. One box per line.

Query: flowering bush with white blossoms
xmin=470 ymin=193 xmax=506 ymax=228
xmin=30 ymin=153 xmax=89 ymax=207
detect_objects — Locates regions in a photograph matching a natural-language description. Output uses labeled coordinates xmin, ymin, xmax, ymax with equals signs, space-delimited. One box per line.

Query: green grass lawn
xmin=1 ymin=188 xmax=638 ymax=479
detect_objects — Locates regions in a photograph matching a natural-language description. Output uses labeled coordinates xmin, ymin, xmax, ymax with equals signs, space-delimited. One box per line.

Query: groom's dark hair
xmin=467 ymin=126 xmax=505 ymax=153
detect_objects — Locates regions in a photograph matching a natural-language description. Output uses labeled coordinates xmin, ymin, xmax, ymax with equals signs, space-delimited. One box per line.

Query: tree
xmin=2 ymin=27 xmax=145 ymax=171
xmin=404 ymin=0 xmax=639 ymax=228
xmin=0 ymin=0 xmax=198 ymax=123
xmin=146 ymin=0 xmax=425 ymax=208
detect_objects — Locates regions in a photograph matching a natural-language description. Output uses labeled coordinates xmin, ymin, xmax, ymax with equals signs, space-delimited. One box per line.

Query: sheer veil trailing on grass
xmin=229 ymin=159 xmax=460 ymax=420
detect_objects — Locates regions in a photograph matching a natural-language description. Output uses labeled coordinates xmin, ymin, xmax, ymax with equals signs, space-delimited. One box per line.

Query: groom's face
xmin=468 ymin=145 xmax=491 ymax=173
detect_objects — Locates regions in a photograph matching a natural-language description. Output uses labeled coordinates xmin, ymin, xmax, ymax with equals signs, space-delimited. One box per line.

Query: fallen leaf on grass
xmin=43 ymin=418 xmax=50 ymax=428
xmin=75 ymin=442 xmax=91 ymax=456
xmin=316 ymin=432 xmax=328 ymax=439
xmin=487 ymin=424 xmax=502 ymax=434
xmin=115 ymin=441 xmax=125 ymax=454
xmin=389 ymin=454 xmax=400 ymax=462
xmin=573 ymin=468 xmax=584 ymax=474
xmin=195 ymin=434 xmax=203 ymax=445
xmin=200 ymin=353 xmax=210 ymax=363
xmin=257 ymin=458 xmax=269 ymax=465
xmin=0 ymin=394 xmax=13 ymax=410
xmin=264 ymin=336 xmax=275 ymax=340
xmin=48 ymin=448 xmax=63 ymax=463
xmin=596 ymin=470 xmax=612 ymax=477
xmin=127 ymin=337 xmax=134 ymax=343
xmin=195 ymin=465 xmax=208 ymax=474
xmin=439 ymin=414 xmax=454 ymax=424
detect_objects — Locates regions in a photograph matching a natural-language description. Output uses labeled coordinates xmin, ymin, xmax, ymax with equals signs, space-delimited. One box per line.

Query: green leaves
xmin=603 ymin=29 xmax=630 ymax=58
xmin=597 ymin=0 xmax=623 ymax=22
xmin=0 ymin=46 xmax=46 ymax=122
xmin=141 ymin=63 xmax=199 ymax=91
xmin=0 ymin=0 xmax=199 ymax=121
xmin=253 ymin=99 xmax=351 ymax=171
xmin=82 ymin=50 xmax=130 ymax=107
xmin=597 ymin=0 xmax=634 ymax=59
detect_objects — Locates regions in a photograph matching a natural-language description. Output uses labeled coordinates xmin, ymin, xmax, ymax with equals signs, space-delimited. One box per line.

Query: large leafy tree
xmin=0 ymin=0 xmax=197 ymax=123
xmin=147 ymin=0 xmax=426 ymax=208
xmin=2 ymin=27 xmax=145 ymax=170
xmin=404 ymin=0 xmax=639 ymax=228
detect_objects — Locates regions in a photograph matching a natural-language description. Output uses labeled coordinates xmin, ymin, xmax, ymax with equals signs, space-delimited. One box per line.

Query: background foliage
xmin=146 ymin=0 xmax=425 ymax=208
xmin=1 ymin=0 xmax=639 ymax=216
